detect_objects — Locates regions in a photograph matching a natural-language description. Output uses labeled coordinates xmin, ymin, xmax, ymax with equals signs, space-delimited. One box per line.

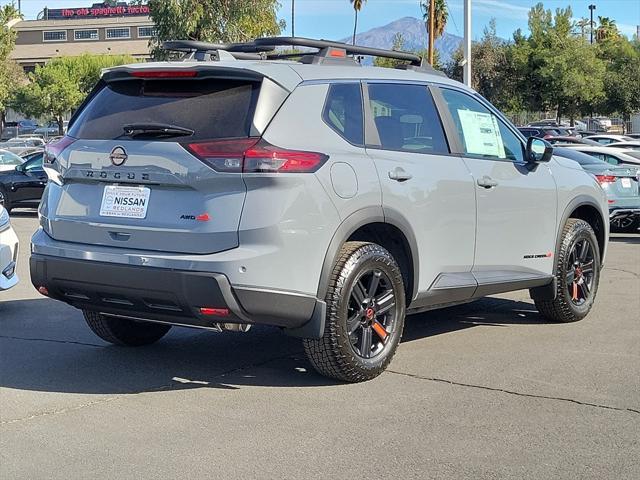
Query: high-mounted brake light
xmin=595 ymin=175 xmax=617 ymax=185
xmin=328 ymin=48 xmax=347 ymax=58
xmin=183 ymin=139 xmax=329 ymax=174
xmin=131 ymin=70 xmax=198 ymax=78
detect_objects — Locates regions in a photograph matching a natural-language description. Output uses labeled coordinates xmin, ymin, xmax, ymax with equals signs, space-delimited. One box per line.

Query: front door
xmin=434 ymin=87 xmax=557 ymax=290
xmin=364 ymin=83 xmax=477 ymax=305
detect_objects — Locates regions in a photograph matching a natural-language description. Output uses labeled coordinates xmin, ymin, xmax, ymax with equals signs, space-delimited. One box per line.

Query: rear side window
xmin=367 ymin=84 xmax=448 ymax=154
xmin=68 ymin=79 xmax=261 ymax=142
xmin=323 ymin=83 xmax=364 ymax=146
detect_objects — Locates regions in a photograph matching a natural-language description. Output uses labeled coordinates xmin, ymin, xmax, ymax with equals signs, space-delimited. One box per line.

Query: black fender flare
xmin=315 ymin=206 xmax=420 ymax=301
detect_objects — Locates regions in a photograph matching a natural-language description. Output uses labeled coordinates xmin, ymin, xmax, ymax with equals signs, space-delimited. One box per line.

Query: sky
xmin=3 ymin=0 xmax=639 ymax=41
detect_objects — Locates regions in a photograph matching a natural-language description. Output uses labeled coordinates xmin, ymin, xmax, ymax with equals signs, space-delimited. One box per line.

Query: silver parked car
xmin=0 ymin=205 xmax=19 ymax=291
xmin=31 ymin=38 xmax=609 ymax=382
xmin=553 ymin=148 xmax=639 ymax=233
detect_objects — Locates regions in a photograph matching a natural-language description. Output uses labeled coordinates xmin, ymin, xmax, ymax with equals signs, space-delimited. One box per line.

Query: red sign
xmin=46 ymin=3 xmax=149 ymax=20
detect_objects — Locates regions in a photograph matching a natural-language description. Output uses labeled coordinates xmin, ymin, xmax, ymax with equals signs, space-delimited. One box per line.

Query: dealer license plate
xmin=100 ymin=185 xmax=150 ymax=219
xmin=621 ymin=178 xmax=632 ymax=188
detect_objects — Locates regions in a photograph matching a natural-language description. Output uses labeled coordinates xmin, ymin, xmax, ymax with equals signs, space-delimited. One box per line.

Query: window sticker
xmin=457 ymin=109 xmax=505 ymax=158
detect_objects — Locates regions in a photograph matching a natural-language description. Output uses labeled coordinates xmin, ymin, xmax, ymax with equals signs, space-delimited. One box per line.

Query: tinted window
xmin=69 ymin=79 xmax=260 ymax=142
xmin=440 ymin=88 xmax=524 ymax=162
xmin=323 ymin=83 xmax=364 ymax=146
xmin=368 ymin=84 xmax=448 ymax=154
xmin=23 ymin=155 xmax=44 ymax=171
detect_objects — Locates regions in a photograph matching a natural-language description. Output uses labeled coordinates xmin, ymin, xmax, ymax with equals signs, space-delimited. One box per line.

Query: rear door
xmin=45 ymin=73 xmax=266 ymax=254
xmin=364 ymin=82 xmax=477 ymax=304
xmin=434 ymin=87 xmax=557 ymax=288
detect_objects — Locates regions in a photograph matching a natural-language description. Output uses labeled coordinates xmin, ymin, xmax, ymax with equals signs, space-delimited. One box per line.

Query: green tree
xmin=349 ymin=0 xmax=367 ymax=45
xmin=374 ymin=33 xmax=406 ymax=68
xmin=596 ymin=16 xmax=619 ymax=42
xmin=145 ymin=0 xmax=285 ymax=59
xmin=596 ymin=36 xmax=640 ymax=131
xmin=12 ymin=54 xmax=137 ymax=134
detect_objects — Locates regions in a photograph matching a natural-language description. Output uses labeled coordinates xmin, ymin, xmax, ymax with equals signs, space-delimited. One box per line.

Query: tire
xmin=303 ymin=242 xmax=406 ymax=382
xmin=535 ymin=219 xmax=601 ymax=323
xmin=610 ymin=216 xmax=639 ymax=234
xmin=0 ymin=186 xmax=12 ymax=213
xmin=83 ymin=310 xmax=171 ymax=346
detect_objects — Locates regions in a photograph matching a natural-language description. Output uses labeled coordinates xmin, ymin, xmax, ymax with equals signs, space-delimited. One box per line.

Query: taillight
xmin=595 ymin=175 xmax=616 ymax=185
xmin=183 ymin=138 xmax=329 ymax=173
xmin=44 ymin=135 xmax=76 ymax=165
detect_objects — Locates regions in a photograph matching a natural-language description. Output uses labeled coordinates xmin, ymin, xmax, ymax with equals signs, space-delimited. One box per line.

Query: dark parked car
xmin=0 ymin=151 xmax=47 ymax=212
xmin=546 ymin=136 xmax=599 ymax=146
xmin=0 ymin=120 xmax=39 ymax=140
xmin=518 ymin=127 xmax=561 ymax=139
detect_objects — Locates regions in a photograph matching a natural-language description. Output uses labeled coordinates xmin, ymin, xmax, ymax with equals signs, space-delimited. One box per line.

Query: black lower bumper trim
xmin=30 ymin=255 xmax=321 ymax=333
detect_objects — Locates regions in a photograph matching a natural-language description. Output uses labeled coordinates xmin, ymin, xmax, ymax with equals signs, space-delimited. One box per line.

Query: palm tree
xmin=596 ymin=16 xmax=619 ymax=42
xmin=574 ymin=17 xmax=592 ymax=40
xmin=421 ymin=0 xmax=449 ymax=41
xmin=350 ymin=0 xmax=367 ymax=45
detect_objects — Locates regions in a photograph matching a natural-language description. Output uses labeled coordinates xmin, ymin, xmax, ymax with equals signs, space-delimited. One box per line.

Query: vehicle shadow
xmin=0 ymin=296 xmax=544 ymax=394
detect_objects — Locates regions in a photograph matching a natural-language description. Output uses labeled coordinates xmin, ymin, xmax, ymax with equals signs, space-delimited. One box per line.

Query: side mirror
xmin=526 ymin=137 xmax=553 ymax=163
xmin=15 ymin=164 xmax=24 ymax=173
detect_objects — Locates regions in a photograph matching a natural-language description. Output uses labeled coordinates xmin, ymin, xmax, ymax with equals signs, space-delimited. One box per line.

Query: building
xmin=9 ymin=2 xmax=154 ymax=72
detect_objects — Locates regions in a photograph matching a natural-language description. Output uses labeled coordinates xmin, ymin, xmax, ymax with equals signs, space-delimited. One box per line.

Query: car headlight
xmin=0 ymin=206 xmax=9 ymax=230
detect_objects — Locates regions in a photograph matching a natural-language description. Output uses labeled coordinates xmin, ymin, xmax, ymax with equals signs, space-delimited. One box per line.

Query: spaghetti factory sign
xmin=46 ymin=3 xmax=149 ymax=19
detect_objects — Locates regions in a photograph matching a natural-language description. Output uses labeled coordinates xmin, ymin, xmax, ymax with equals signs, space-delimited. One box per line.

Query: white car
xmin=564 ymin=145 xmax=640 ymax=167
xmin=0 ymin=205 xmax=19 ymax=291
xmin=584 ymin=134 xmax=634 ymax=145
xmin=0 ymin=149 xmax=25 ymax=172
xmin=607 ymin=141 xmax=640 ymax=151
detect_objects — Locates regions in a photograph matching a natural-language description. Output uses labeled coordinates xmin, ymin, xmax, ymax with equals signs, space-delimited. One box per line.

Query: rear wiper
xmin=123 ymin=123 xmax=194 ymax=138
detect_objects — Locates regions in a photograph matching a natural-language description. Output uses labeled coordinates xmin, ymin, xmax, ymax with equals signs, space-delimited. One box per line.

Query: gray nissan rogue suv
xmin=31 ymin=38 xmax=609 ymax=382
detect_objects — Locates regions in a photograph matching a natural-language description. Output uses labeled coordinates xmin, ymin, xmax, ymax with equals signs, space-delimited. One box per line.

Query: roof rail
xmin=161 ymin=37 xmax=443 ymax=75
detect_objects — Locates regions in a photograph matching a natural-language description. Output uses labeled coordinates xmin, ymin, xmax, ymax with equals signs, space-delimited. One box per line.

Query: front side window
xmin=367 ymin=83 xmax=449 ymax=154
xmin=23 ymin=155 xmax=44 ymax=172
xmin=440 ymin=88 xmax=524 ymax=162
xmin=322 ymin=83 xmax=364 ymax=146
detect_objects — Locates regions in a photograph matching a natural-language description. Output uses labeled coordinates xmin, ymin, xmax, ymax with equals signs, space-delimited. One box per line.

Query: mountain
xmin=339 ymin=17 xmax=462 ymax=65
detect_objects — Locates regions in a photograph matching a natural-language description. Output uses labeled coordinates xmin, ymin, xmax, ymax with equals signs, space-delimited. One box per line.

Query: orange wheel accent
xmin=572 ymin=282 xmax=578 ymax=301
xmin=372 ymin=321 xmax=388 ymax=340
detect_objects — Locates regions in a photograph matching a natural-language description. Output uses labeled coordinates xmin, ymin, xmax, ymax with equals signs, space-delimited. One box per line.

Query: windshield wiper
xmin=122 ymin=123 xmax=194 ymax=138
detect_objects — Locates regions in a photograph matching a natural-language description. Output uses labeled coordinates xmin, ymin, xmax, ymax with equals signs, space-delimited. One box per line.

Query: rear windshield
xmin=68 ymin=78 xmax=261 ymax=142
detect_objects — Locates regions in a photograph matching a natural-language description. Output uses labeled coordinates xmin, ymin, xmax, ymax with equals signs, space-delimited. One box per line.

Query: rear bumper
xmin=30 ymin=254 xmax=325 ymax=337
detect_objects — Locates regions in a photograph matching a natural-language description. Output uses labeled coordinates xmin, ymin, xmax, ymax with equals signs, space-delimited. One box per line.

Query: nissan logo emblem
xmin=110 ymin=146 xmax=128 ymax=166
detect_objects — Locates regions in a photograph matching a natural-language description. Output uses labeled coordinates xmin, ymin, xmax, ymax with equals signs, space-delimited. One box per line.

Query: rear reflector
xmin=131 ymin=70 xmax=198 ymax=78
xmin=183 ymin=138 xmax=329 ymax=173
xmin=200 ymin=307 xmax=230 ymax=317
xmin=595 ymin=175 xmax=617 ymax=185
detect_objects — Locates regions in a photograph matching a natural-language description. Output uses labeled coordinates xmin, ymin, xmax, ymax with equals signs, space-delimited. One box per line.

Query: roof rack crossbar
xmin=161 ymin=37 xmax=434 ymax=71
xmin=253 ymin=37 xmax=423 ymax=66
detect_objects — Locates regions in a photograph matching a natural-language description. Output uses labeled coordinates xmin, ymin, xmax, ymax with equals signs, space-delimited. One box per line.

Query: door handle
xmin=477 ymin=176 xmax=498 ymax=188
xmin=388 ymin=168 xmax=413 ymax=182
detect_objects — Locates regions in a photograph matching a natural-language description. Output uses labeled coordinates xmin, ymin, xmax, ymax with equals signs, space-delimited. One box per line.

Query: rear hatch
xmin=44 ymin=70 xmax=266 ymax=254
xmin=597 ymin=167 xmax=640 ymax=204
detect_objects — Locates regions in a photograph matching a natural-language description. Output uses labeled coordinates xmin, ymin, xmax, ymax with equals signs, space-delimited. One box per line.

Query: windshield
xmin=69 ymin=78 xmax=261 ymax=142
xmin=554 ymin=148 xmax=607 ymax=165
xmin=0 ymin=150 xmax=24 ymax=166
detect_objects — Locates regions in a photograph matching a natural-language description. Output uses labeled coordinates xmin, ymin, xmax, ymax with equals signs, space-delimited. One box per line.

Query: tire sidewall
xmin=558 ymin=222 xmax=601 ymax=319
xmin=331 ymin=246 xmax=406 ymax=375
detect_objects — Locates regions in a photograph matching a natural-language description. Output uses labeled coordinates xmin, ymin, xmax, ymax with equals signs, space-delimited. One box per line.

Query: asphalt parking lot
xmin=1 ymin=212 xmax=639 ymax=479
